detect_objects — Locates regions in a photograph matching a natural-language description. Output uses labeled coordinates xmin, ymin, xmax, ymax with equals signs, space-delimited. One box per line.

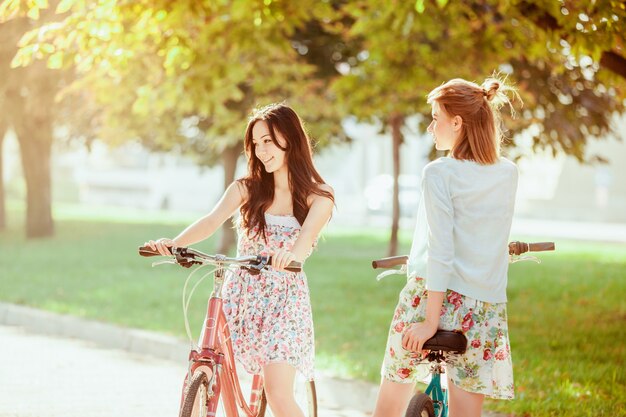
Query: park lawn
xmin=1 ymin=203 xmax=624 ymax=417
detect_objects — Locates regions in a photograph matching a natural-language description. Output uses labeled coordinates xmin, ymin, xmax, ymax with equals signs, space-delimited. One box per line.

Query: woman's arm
xmin=146 ymin=181 xmax=245 ymax=255
xmin=271 ymin=184 xmax=334 ymax=270
xmin=402 ymin=167 xmax=453 ymax=353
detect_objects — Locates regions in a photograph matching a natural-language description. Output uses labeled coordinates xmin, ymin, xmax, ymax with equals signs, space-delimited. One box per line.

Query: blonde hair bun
xmin=482 ymin=79 xmax=501 ymax=102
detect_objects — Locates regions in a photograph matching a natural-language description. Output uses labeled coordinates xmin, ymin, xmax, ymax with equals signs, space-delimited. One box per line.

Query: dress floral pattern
xmin=382 ymin=276 xmax=514 ymax=399
xmin=222 ymin=213 xmax=315 ymax=380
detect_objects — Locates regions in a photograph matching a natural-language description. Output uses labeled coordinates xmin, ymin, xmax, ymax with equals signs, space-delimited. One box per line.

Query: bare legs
xmin=263 ymin=363 xmax=305 ymax=417
xmin=447 ymin=376 xmax=484 ymax=417
xmin=372 ymin=378 xmax=415 ymax=417
xmin=373 ymin=376 xmax=485 ymax=417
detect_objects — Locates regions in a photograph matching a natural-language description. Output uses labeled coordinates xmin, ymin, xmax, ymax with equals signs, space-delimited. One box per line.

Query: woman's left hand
xmin=402 ymin=320 xmax=438 ymax=354
xmin=271 ymin=249 xmax=297 ymax=272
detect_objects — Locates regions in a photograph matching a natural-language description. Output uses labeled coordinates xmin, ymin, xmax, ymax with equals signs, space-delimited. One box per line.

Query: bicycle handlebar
xmin=508 ymin=241 xmax=555 ymax=256
xmin=371 ymin=241 xmax=555 ymax=269
xmin=138 ymin=246 xmax=302 ymax=273
xmin=371 ymin=256 xmax=409 ymax=269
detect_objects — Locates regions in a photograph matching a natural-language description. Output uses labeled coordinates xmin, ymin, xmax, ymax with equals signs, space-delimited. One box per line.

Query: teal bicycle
xmin=372 ymin=240 xmax=555 ymax=417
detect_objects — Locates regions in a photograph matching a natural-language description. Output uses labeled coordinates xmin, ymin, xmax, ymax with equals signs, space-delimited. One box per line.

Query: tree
xmin=0 ymin=3 xmax=67 ymax=237
xmin=1 ymin=0 xmax=348 ymax=249
xmin=333 ymin=0 xmax=626 ymax=255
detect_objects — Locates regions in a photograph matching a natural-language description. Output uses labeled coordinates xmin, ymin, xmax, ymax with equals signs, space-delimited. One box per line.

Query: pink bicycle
xmin=139 ymin=245 xmax=318 ymax=417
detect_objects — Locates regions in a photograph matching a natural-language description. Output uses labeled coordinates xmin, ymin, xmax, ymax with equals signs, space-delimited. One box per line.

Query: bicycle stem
xmin=211 ymin=266 xmax=227 ymax=298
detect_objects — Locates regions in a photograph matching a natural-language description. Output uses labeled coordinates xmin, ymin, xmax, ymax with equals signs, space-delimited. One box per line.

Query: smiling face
xmin=251 ymin=120 xmax=287 ymax=174
xmin=427 ymin=100 xmax=460 ymax=151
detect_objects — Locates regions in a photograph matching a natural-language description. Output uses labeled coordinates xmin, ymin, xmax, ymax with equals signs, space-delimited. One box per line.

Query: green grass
xmin=1 ymin=202 xmax=625 ymax=416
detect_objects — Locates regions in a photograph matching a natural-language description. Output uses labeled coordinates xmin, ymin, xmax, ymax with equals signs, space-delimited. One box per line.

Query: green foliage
xmin=2 ymin=0 xmax=625 ymax=162
xmin=1 ymin=0 xmax=346 ymax=162
xmin=333 ymin=0 xmax=626 ymax=161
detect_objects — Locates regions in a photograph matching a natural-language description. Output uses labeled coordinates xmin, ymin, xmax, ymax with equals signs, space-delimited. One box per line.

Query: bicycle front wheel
xmin=179 ymin=369 xmax=210 ymax=417
xmin=405 ymin=392 xmax=435 ymax=417
xmin=260 ymin=380 xmax=317 ymax=417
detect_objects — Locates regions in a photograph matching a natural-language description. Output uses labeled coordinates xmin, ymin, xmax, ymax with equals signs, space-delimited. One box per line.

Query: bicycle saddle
xmin=423 ymin=330 xmax=467 ymax=354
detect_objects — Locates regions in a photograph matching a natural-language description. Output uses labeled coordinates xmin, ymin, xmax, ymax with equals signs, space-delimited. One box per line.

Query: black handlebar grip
xmin=138 ymin=245 xmax=173 ymax=257
xmin=372 ymin=255 xmax=409 ymax=269
xmin=139 ymin=246 xmax=159 ymax=257
xmin=285 ymin=261 xmax=302 ymax=273
xmin=266 ymin=256 xmax=302 ymax=273
xmin=509 ymin=241 xmax=556 ymax=255
xmin=528 ymin=242 xmax=556 ymax=252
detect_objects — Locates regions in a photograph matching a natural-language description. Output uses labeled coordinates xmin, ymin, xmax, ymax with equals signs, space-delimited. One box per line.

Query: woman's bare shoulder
xmin=307 ymin=183 xmax=334 ymax=206
xmin=230 ymin=180 xmax=249 ymax=201
xmin=317 ymin=183 xmax=334 ymax=195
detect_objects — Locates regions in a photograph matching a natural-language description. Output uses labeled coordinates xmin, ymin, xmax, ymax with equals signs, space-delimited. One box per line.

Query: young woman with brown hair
xmin=373 ymin=77 xmax=519 ymax=417
xmin=146 ymin=103 xmax=334 ymax=417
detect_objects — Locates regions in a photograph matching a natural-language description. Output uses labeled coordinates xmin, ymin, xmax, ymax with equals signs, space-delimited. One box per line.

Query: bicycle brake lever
xmin=174 ymin=249 xmax=201 ymax=268
xmin=152 ymin=259 xmax=177 ymax=267
xmin=376 ymin=265 xmax=407 ymax=281
xmin=243 ymin=255 xmax=269 ymax=276
xmin=510 ymin=255 xmax=541 ymax=264
xmin=177 ymin=260 xmax=201 ymax=268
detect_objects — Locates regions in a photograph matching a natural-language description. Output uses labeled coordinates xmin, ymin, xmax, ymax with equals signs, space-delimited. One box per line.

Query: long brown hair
xmin=238 ymin=103 xmax=334 ymax=238
xmin=427 ymin=77 xmax=518 ymax=164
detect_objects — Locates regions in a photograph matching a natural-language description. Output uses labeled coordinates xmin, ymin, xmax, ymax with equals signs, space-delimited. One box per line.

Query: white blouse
xmin=408 ymin=157 xmax=518 ymax=303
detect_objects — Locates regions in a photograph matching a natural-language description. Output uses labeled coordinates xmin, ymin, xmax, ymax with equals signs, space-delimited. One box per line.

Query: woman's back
xmin=410 ymin=157 xmax=518 ymax=303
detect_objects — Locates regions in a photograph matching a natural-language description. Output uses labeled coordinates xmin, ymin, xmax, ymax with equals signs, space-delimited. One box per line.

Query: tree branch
xmin=600 ymin=51 xmax=626 ymax=80
xmin=518 ymin=1 xmax=626 ymax=80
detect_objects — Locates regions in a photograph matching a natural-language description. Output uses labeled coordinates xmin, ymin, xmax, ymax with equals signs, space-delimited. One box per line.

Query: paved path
xmin=0 ymin=325 xmax=369 ymax=417
xmin=0 ymin=325 xmax=182 ymax=417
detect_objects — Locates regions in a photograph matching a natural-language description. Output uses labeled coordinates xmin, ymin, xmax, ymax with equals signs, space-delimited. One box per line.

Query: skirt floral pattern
xmin=382 ymin=276 xmax=514 ymax=399
xmin=222 ymin=214 xmax=315 ymax=380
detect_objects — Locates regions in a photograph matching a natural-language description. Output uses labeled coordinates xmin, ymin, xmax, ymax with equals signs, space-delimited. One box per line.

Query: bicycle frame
xmin=423 ymin=363 xmax=447 ymax=417
xmin=182 ymin=264 xmax=264 ymax=417
xmin=139 ymin=245 xmax=310 ymax=417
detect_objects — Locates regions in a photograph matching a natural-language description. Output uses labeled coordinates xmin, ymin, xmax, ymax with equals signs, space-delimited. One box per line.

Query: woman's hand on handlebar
xmin=144 ymin=238 xmax=176 ymax=256
xmin=271 ymin=249 xmax=298 ymax=272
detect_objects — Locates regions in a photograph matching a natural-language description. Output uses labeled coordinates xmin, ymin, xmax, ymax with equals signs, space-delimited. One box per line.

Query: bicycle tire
xmin=179 ymin=370 xmax=210 ymax=417
xmin=260 ymin=380 xmax=317 ymax=417
xmin=405 ymin=392 xmax=435 ymax=417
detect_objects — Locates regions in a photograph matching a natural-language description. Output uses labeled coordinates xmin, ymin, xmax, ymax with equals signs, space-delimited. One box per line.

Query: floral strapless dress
xmin=222 ymin=213 xmax=314 ymax=380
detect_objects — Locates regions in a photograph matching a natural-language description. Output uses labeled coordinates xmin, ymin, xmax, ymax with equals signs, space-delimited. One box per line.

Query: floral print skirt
xmin=222 ymin=268 xmax=315 ymax=381
xmin=382 ymin=276 xmax=514 ymax=399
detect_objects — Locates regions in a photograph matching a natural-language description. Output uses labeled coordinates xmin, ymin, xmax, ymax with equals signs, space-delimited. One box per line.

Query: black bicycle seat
xmin=423 ymin=330 xmax=467 ymax=354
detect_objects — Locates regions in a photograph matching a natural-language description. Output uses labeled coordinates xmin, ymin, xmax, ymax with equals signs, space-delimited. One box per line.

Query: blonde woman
xmin=374 ymin=77 xmax=519 ymax=417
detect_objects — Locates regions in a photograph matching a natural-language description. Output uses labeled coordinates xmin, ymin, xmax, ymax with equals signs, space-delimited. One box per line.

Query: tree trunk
xmin=217 ymin=142 xmax=241 ymax=254
xmin=0 ymin=118 xmax=7 ymax=231
xmin=388 ymin=114 xmax=404 ymax=256
xmin=13 ymin=115 xmax=54 ymax=238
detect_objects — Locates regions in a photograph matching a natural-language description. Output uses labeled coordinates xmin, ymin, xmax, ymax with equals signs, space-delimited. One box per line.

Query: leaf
xmin=56 ymin=0 xmax=74 ymax=13
xmin=415 ymin=0 xmax=425 ymax=14
xmin=26 ymin=5 xmax=39 ymax=19
xmin=17 ymin=27 xmax=41 ymax=47
xmin=0 ymin=0 xmax=21 ymax=21
xmin=48 ymin=51 xmax=64 ymax=69
xmin=11 ymin=46 xmax=35 ymax=67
